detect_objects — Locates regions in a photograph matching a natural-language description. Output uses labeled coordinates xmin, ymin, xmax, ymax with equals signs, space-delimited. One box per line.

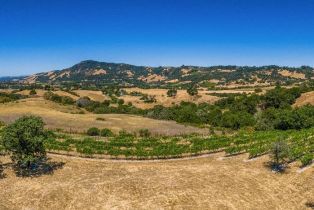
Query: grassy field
xmin=0 ymin=98 xmax=207 ymax=135
xmin=0 ymin=153 xmax=313 ymax=210
xmin=121 ymin=88 xmax=221 ymax=109
xmin=294 ymin=91 xmax=314 ymax=107
xmin=2 ymin=87 xmax=272 ymax=110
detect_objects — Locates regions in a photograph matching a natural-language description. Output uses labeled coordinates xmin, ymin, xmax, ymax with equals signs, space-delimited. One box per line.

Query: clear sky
xmin=1 ymin=0 xmax=314 ymax=76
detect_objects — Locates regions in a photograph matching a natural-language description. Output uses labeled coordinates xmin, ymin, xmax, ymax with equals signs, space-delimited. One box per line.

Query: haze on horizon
xmin=1 ymin=0 xmax=314 ymax=76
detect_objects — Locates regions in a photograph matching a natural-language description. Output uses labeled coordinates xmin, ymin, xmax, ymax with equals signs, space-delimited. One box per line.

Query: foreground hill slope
xmin=23 ymin=60 xmax=314 ymax=87
xmin=0 ymin=153 xmax=312 ymax=209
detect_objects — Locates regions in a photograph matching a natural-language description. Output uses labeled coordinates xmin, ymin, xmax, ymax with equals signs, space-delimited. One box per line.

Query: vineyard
xmin=41 ymin=128 xmax=314 ymax=167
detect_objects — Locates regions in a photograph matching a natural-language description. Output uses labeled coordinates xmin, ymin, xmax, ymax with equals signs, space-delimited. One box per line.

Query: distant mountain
xmin=0 ymin=76 xmax=26 ymax=82
xmin=22 ymin=60 xmax=314 ymax=87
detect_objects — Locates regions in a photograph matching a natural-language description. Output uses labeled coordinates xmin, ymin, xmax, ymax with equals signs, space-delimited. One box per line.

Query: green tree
xmin=87 ymin=127 xmax=100 ymax=136
xmin=167 ymin=88 xmax=177 ymax=97
xmin=220 ymin=111 xmax=255 ymax=130
xmin=139 ymin=129 xmax=151 ymax=138
xmin=187 ymin=85 xmax=198 ymax=96
xmin=29 ymin=89 xmax=37 ymax=95
xmin=117 ymin=99 xmax=124 ymax=105
xmin=2 ymin=116 xmax=47 ymax=169
xmin=263 ymin=86 xmax=301 ymax=109
xmin=270 ymin=141 xmax=289 ymax=171
xmin=100 ymin=128 xmax=114 ymax=137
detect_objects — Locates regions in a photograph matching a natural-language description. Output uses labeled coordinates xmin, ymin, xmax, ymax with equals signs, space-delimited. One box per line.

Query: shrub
xmin=0 ymin=120 xmax=5 ymax=128
xmin=29 ymin=89 xmax=37 ymax=95
xmin=118 ymin=129 xmax=134 ymax=138
xmin=44 ymin=91 xmax=74 ymax=105
xmin=2 ymin=116 xmax=47 ymax=169
xmin=61 ymin=96 xmax=75 ymax=105
xmin=187 ymin=85 xmax=198 ymax=96
xmin=300 ymin=154 xmax=313 ymax=167
xmin=103 ymin=100 xmax=111 ymax=106
xmin=117 ymin=99 xmax=124 ymax=105
xmin=220 ymin=111 xmax=255 ymax=130
xmin=87 ymin=127 xmax=100 ymax=136
xmin=254 ymin=88 xmax=263 ymax=93
xmin=270 ymin=141 xmax=289 ymax=171
xmin=76 ymin=97 xmax=92 ymax=107
xmin=264 ymin=86 xmax=301 ymax=109
xmin=0 ymin=92 xmax=25 ymax=103
xmin=100 ymin=128 xmax=114 ymax=137
xmin=140 ymin=95 xmax=156 ymax=103
xmin=139 ymin=129 xmax=151 ymax=138
xmin=167 ymin=88 xmax=177 ymax=97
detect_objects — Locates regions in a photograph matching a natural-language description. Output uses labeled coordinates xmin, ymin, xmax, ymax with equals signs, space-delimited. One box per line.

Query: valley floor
xmin=0 ymin=153 xmax=313 ymax=210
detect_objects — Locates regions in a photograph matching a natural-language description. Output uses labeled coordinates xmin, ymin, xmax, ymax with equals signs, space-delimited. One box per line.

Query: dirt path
xmin=0 ymin=153 xmax=313 ymax=210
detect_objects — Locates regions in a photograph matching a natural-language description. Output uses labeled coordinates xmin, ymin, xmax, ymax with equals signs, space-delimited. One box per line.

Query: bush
xmin=139 ymin=129 xmax=151 ymax=138
xmin=254 ymin=88 xmax=263 ymax=93
xmin=187 ymin=85 xmax=198 ymax=96
xmin=2 ymin=116 xmax=47 ymax=169
xmin=220 ymin=111 xmax=255 ymax=130
xmin=264 ymin=86 xmax=301 ymax=109
xmin=117 ymin=99 xmax=124 ymax=105
xmin=140 ymin=95 xmax=156 ymax=103
xmin=96 ymin=117 xmax=106 ymax=121
xmin=44 ymin=91 xmax=75 ymax=105
xmin=167 ymin=88 xmax=177 ymax=97
xmin=118 ymin=129 xmax=134 ymax=138
xmin=61 ymin=96 xmax=75 ymax=105
xmin=29 ymin=89 xmax=37 ymax=95
xmin=256 ymin=106 xmax=314 ymax=131
xmin=270 ymin=141 xmax=289 ymax=171
xmin=300 ymin=154 xmax=313 ymax=167
xmin=0 ymin=120 xmax=5 ymax=128
xmin=87 ymin=127 xmax=100 ymax=136
xmin=76 ymin=97 xmax=92 ymax=107
xmin=100 ymin=128 xmax=114 ymax=137
xmin=103 ymin=100 xmax=111 ymax=106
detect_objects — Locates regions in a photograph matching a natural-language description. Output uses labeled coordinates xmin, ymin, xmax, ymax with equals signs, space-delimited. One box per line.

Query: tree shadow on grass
xmin=12 ymin=158 xmax=65 ymax=178
xmin=263 ymin=161 xmax=289 ymax=174
xmin=0 ymin=164 xmax=5 ymax=179
xmin=305 ymin=202 xmax=314 ymax=209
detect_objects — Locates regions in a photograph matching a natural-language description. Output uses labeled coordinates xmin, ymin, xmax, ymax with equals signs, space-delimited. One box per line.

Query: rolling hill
xmin=22 ymin=60 xmax=314 ymax=87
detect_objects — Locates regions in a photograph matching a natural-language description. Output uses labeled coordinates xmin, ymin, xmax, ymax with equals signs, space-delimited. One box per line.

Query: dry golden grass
xmin=138 ymin=74 xmax=167 ymax=83
xmin=0 ymin=153 xmax=312 ymax=210
xmin=74 ymin=90 xmax=109 ymax=102
xmin=0 ymin=89 xmax=13 ymax=94
xmin=54 ymin=91 xmax=79 ymax=100
xmin=16 ymin=89 xmax=106 ymax=101
xmin=122 ymin=88 xmax=220 ymax=109
xmin=0 ymin=98 xmax=206 ymax=135
xmin=16 ymin=89 xmax=46 ymax=97
xmin=15 ymin=89 xmax=78 ymax=100
xmin=294 ymin=91 xmax=314 ymax=107
xmin=279 ymin=70 xmax=306 ymax=79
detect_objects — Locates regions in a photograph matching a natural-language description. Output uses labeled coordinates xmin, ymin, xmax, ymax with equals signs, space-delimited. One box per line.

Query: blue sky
xmin=1 ymin=0 xmax=314 ymax=76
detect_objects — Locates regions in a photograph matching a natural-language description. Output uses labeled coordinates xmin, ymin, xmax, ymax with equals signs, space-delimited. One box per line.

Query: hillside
xmin=1 ymin=153 xmax=313 ymax=209
xmin=22 ymin=60 xmax=314 ymax=88
xmin=0 ymin=98 xmax=207 ymax=135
